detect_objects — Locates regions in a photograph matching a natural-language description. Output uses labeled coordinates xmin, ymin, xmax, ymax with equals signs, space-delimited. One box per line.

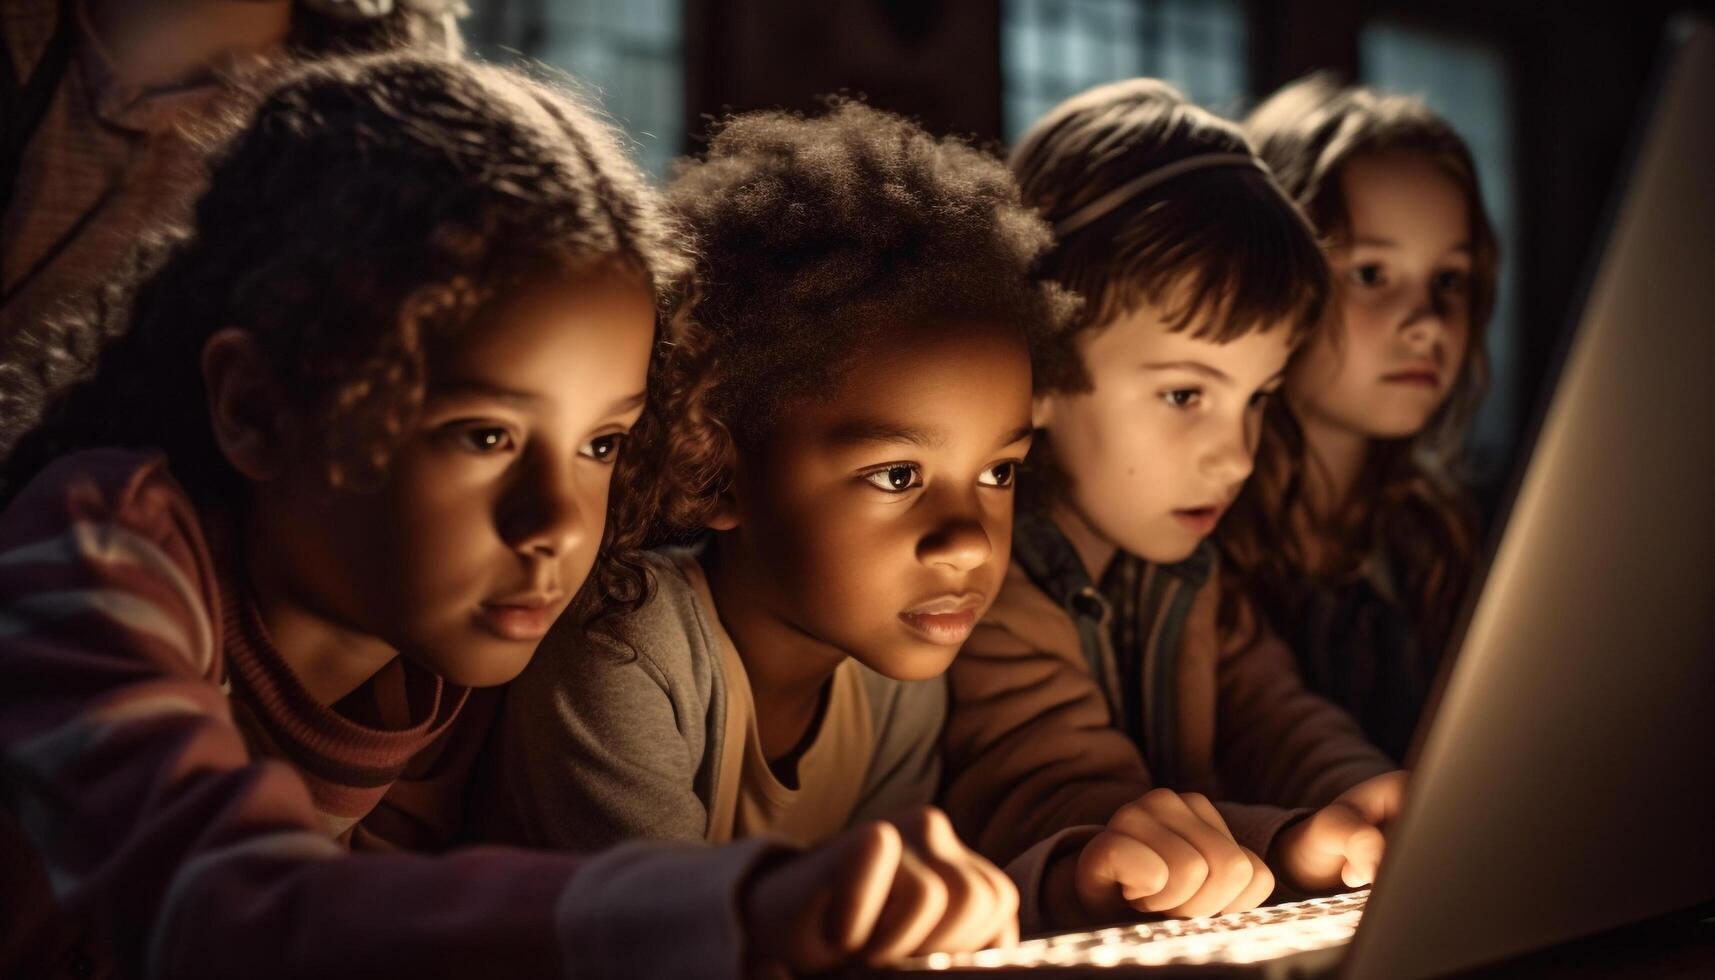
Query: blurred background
xmin=466 ymin=0 xmax=1713 ymax=506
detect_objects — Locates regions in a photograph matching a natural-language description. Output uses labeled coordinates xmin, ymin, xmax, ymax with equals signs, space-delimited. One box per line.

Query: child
xmin=1230 ymin=77 xmax=1496 ymax=762
xmin=941 ymin=79 xmax=1410 ymax=927
xmin=473 ymin=100 xmax=1190 ymax=933
xmin=0 ymin=55 xmax=1011 ymax=979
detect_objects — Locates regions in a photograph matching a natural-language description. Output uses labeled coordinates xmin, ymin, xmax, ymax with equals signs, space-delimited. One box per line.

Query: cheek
xmin=373 ymin=463 xmax=509 ymax=613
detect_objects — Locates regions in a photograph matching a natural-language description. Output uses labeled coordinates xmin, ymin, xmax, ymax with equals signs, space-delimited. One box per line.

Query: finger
xmin=861 ymin=847 xmax=949 ymax=965
xmin=1288 ymin=804 xmax=1370 ymax=893
xmin=911 ymin=858 xmax=996 ymax=955
xmin=1127 ymin=793 xmax=1250 ymax=914
xmin=970 ymin=856 xmax=1022 ymax=951
xmin=893 ymin=808 xmax=1006 ymax=954
xmin=1179 ymin=793 xmax=1237 ymax=841
xmin=1075 ymin=829 xmax=1174 ymax=921
xmin=744 ymin=822 xmax=899 ymax=973
xmin=1163 ymin=794 xmax=1257 ymax=917
xmin=1160 ymin=846 xmax=1256 ymax=920
xmin=1340 ymin=825 xmax=1387 ymax=888
xmin=825 ymin=822 xmax=905 ymax=957
xmin=1220 ymin=849 xmax=1276 ymax=915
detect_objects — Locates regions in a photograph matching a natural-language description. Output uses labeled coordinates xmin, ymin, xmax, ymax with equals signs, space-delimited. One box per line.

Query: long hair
xmin=0 ymin=53 xmax=696 ymax=631
xmin=1224 ymin=75 xmax=1497 ymax=658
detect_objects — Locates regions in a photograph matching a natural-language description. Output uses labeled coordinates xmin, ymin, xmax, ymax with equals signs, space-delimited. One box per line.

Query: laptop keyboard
xmin=901 ymin=890 xmax=1370 ymax=971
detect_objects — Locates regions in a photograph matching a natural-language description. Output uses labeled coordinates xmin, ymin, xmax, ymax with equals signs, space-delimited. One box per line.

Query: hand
xmin=1272 ymin=770 xmax=1408 ymax=893
xmin=741 ymin=806 xmax=1018 ymax=972
xmin=1070 ymin=788 xmax=1274 ymax=923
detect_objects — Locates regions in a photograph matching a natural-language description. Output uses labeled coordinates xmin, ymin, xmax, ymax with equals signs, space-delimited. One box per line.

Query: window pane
xmin=468 ymin=0 xmax=684 ymax=177
xmin=1002 ymin=0 xmax=1248 ymax=141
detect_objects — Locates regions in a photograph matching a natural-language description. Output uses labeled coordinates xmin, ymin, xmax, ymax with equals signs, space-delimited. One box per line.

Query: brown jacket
xmin=942 ymin=514 xmax=1397 ymax=870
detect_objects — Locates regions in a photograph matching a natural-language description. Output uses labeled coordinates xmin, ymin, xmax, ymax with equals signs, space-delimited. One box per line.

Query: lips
xmin=1381 ymin=366 xmax=1441 ymax=387
xmin=899 ymin=592 xmax=985 ymax=646
xmin=476 ymin=592 xmax=564 ymax=642
xmin=1172 ymin=502 xmax=1226 ymax=537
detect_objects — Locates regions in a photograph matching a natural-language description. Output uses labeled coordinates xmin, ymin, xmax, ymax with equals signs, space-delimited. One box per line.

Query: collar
xmin=1011 ymin=508 xmax=1217 ymax=623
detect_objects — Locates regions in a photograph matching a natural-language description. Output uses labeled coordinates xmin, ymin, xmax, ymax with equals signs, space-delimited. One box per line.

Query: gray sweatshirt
xmin=470 ymin=550 xmax=946 ymax=851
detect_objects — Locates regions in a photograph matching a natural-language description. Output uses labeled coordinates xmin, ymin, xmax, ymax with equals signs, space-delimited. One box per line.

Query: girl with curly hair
xmin=0 ymin=54 xmax=1003 ymax=979
xmin=1229 ymin=77 xmax=1497 ymax=763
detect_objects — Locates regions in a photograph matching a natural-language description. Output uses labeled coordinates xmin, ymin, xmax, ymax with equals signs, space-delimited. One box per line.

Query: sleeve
xmin=0 ymin=454 xmax=780 ymax=979
xmin=1214 ymin=595 xmax=1399 ymax=813
xmin=939 ymin=605 xmax=1154 ymax=869
xmin=473 ymin=585 xmax=713 ymax=850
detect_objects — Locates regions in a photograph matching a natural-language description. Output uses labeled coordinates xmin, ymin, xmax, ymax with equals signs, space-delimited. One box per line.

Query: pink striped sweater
xmin=0 ymin=448 xmax=780 ymax=979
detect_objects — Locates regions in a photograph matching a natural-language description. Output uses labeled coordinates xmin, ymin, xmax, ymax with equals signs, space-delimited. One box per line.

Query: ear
xmin=1031 ymin=391 xmax=1057 ymax=431
xmin=704 ymin=492 xmax=740 ymax=532
xmin=202 ymin=328 xmax=294 ymax=482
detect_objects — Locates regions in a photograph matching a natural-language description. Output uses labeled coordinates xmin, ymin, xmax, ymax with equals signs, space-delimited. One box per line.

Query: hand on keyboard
xmin=740 ymin=806 xmax=1019 ymax=973
xmin=1063 ymin=788 xmax=1275 ymax=924
xmin=1272 ymin=769 xmax=1408 ymax=892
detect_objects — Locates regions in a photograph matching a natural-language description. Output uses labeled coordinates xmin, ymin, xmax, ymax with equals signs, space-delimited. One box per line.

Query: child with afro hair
xmin=474 ymin=100 xmax=1165 ymax=938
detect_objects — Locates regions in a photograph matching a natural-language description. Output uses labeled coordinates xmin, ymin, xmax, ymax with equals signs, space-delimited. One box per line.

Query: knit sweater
xmin=0 ymin=449 xmax=783 ymax=980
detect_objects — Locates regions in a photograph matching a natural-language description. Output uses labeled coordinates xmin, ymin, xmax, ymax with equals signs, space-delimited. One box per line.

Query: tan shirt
xmin=683 ymin=556 xmax=877 ymax=845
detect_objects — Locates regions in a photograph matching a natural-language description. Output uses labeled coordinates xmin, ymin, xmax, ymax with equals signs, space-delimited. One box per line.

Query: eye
xmin=1161 ymin=388 xmax=1201 ymax=410
xmin=1247 ymin=389 xmax=1277 ymax=411
xmin=1432 ymin=268 xmax=1470 ymax=294
xmin=455 ymin=426 xmax=516 ymax=454
xmin=580 ymin=433 xmax=626 ymax=463
xmin=1348 ymin=263 xmax=1387 ymax=287
xmin=862 ymin=463 xmax=922 ymax=493
xmin=978 ymin=461 xmax=1018 ymax=489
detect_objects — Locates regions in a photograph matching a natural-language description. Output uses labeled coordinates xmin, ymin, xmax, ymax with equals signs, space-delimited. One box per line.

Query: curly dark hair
xmin=0 ymin=52 xmax=694 ymax=628
xmin=655 ymin=99 xmax=1076 ymax=534
xmin=1222 ymin=75 xmax=1496 ymax=660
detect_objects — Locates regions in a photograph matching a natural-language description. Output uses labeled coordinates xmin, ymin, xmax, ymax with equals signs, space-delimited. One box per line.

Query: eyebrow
xmin=1347 ymin=235 xmax=1473 ymax=254
xmin=430 ymin=381 xmax=648 ymax=416
xmin=994 ymin=423 xmax=1034 ymax=450
xmin=826 ymin=420 xmax=947 ymax=450
xmin=1142 ymin=360 xmax=1232 ymax=383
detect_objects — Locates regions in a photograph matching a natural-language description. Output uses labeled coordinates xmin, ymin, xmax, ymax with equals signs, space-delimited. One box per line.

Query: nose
xmin=1399 ymin=281 xmax=1450 ymax=357
xmin=1200 ymin=416 xmax=1256 ymax=488
xmin=916 ymin=492 xmax=995 ymax=574
xmin=500 ymin=452 xmax=588 ymax=560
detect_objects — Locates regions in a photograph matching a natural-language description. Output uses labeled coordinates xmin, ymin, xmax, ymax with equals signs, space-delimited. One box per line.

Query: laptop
xmin=890 ymin=16 xmax=1715 ymax=979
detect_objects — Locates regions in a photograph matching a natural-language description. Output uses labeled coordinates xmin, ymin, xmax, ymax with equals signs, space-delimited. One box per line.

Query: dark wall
xmin=683 ymin=0 xmax=1004 ymax=150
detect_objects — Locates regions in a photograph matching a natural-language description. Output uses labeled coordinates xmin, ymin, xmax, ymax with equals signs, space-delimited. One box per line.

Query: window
xmin=466 ymin=0 xmax=684 ymax=176
xmin=1002 ymin=0 xmax=1247 ymax=142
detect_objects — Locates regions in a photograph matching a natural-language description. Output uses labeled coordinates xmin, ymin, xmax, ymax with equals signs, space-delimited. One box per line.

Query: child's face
xmin=265 ymin=272 xmax=658 ymax=688
xmin=723 ymin=321 xmax=1033 ymax=681
xmin=1037 ymin=296 xmax=1295 ymax=565
xmin=1287 ymin=150 xmax=1473 ymax=440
